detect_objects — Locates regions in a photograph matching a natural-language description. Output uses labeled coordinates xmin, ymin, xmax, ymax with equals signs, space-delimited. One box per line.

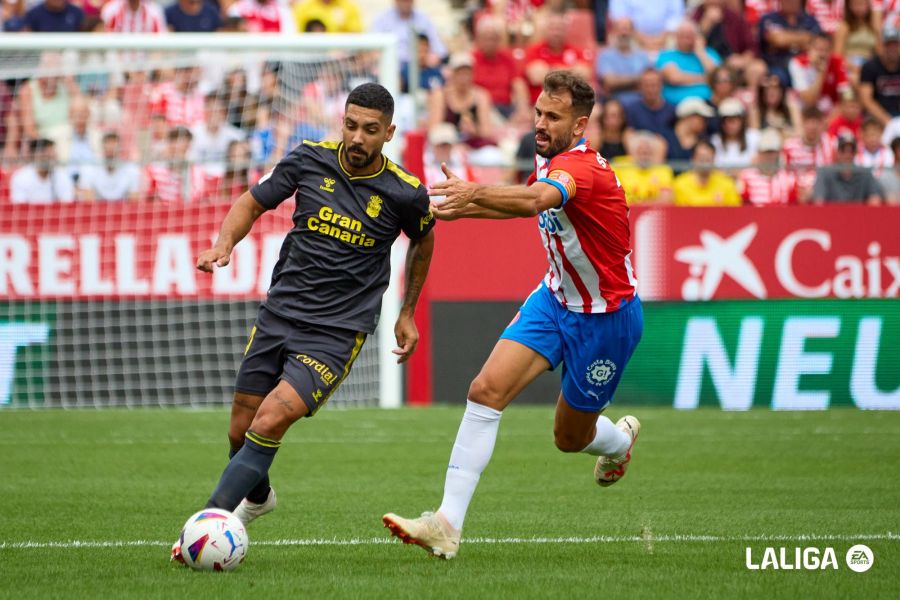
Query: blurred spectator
xmin=748 ymin=72 xmax=802 ymax=135
xmin=60 ymin=96 xmax=99 ymax=168
xmin=877 ymin=136 xmax=900 ymax=204
xmin=608 ymin=0 xmax=684 ymax=52
xmin=596 ymin=98 xmax=628 ymax=160
xmin=673 ymin=140 xmax=741 ymax=206
xmin=17 ymin=54 xmax=76 ymax=148
xmin=512 ymin=128 xmax=535 ymax=184
xmin=668 ymin=97 xmax=713 ymax=165
xmin=471 ymin=16 xmax=529 ymax=122
xmin=101 ymin=0 xmax=167 ymax=32
xmin=165 ymin=0 xmax=223 ymax=32
xmin=806 ymin=0 xmax=845 ymax=35
xmin=302 ymin=17 xmax=325 ymax=32
xmin=615 ymin=130 xmax=673 ymax=204
xmin=758 ymin=0 xmax=823 ymax=84
xmin=428 ymin=53 xmax=495 ymax=149
xmin=149 ymin=66 xmax=205 ymax=127
xmin=250 ymin=104 xmax=276 ymax=164
xmin=827 ymin=88 xmax=864 ymax=137
xmin=11 ymin=138 xmax=75 ymax=204
xmin=738 ymin=128 xmax=800 ymax=205
xmin=860 ymin=23 xmax=900 ymax=125
xmin=782 ymin=106 xmax=834 ymax=199
xmin=812 ymin=133 xmax=885 ymax=204
xmin=834 ymin=0 xmax=881 ymax=80
xmin=707 ymin=66 xmax=740 ymax=117
xmin=712 ymin=98 xmax=759 ymax=169
xmin=522 ymin=12 xmax=593 ymax=103
xmin=423 ymin=123 xmax=472 ymax=186
xmin=292 ymin=0 xmax=362 ymax=33
xmin=191 ymin=94 xmax=245 ymax=177
xmin=212 ymin=139 xmax=255 ymax=202
xmin=788 ymin=33 xmax=850 ymax=113
xmin=693 ymin=0 xmax=760 ymax=77
xmin=76 ymin=132 xmax=141 ymax=202
xmin=856 ymin=116 xmax=894 ymax=174
xmin=624 ymin=69 xmax=676 ymax=140
xmin=228 ymin=0 xmax=294 ymax=33
xmin=369 ymin=0 xmax=447 ymax=66
xmin=21 ymin=0 xmax=84 ymax=31
xmin=144 ymin=126 xmax=205 ymax=202
xmin=401 ymin=33 xmax=445 ymax=94
xmin=596 ymin=18 xmax=652 ymax=105
xmin=657 ymin=20 xmax=722 ymax=104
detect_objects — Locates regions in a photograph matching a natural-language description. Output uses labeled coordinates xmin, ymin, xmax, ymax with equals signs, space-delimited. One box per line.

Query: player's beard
xmin=535 ymin=129 xmax=571 ymax=159
xmin=344 ymin=144 xmax=379 ymax=169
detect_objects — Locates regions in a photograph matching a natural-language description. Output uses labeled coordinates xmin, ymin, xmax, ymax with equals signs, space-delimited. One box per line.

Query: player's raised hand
xmin=196 ymin=245 xmax=231 ymax=273
xmin=428 ymin=163 xmax=479 ymax=211
xmin=392 ymin=312 xmax=419 ymax=364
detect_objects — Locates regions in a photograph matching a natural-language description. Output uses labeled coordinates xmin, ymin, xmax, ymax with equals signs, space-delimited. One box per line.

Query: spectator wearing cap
xmin=292 ymin=0 xmax=362 ymax=33
xmin=427 ymin=53 xmax=495 ymax=149
xmin=739 ymin=128 xmax=800 ymax=205
xmin=165 ymin=0 xmax=223 ymax=32
xmin=877 ymin=136 xmax=900 ymax=204
xmin=657 ymin=20 xmax=722 ymax=105
xmin=758 ymin=0 xmax=823 ymax=85
xmin=608 ymin=0 xmax=684 ymax=53
xmin=369 ymin=0 xmax=447 ymax=66
xmin=21 ymin=0 xmax=84 ymax=32
xmin=668 ymin=97 xmax=714 ymax=166
xmin=11 ymin=138 xmax=75 ymax=204
xmin=624 ymin=69 xmax=677 ymax=140
xmin=711 ymin=98 xmax=759 ymax=170
xmin=471 ymin=16 xmax=529 ymax=122
xmin=781 ymin=106 xmax=835 ymax=200
xmin=788 ymin=33 xmax=851 ymax=114
xmin=861 ymin=22 xmax=900 ymax=125
xmin=596 ymin=18 xmax=652 ymax=106
xmin=812 ymin=134 xmax=885 ymax=204
xmin=522 ymin=12 xmax=593 ymax=103
xmin=673 ymin=140 xmax=741 ymax=206
xmin=614 ymin=130 xmax=673 ymax=204
xmin=76 ymin=132 xmax=141 ymax=202
xmin=424 ymin=122 xmax=473 ymax=187
xmin=856 ymin=116 xmax=894 ymax=176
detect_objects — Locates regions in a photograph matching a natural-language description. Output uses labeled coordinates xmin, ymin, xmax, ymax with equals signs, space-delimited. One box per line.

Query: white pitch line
xmin=1 ymin=532 xmax=897 ymax=550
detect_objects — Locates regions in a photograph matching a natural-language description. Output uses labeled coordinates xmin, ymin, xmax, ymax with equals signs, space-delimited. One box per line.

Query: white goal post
xmin=0 ymin=33 xmax=404 ymax=410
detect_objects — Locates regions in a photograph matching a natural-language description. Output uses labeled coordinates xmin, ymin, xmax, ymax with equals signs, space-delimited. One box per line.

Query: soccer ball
xmin=178 ymin=509 xmax=248 ymax=571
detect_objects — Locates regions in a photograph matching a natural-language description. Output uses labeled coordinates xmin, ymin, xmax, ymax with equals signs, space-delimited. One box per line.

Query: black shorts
xmin=234 ymin=305 xmax=367 ymax=417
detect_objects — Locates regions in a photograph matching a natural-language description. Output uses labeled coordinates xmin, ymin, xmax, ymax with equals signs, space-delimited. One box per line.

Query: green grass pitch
xmin=1 ymin=406 xmax=898 ymax=599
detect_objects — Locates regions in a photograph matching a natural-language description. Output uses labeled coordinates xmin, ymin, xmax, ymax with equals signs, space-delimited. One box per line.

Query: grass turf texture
xmin=1 ymin=407 xmax=898 ymax=599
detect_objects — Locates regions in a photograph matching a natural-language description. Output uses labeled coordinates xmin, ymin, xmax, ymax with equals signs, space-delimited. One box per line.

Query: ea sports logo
xmin=587 ymin=359 xmax=616 ymax=386
xmin=845 ymin=544 xmax=874 ymax=573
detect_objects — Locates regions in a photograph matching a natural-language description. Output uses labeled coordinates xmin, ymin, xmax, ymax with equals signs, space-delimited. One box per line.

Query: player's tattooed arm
xmin=393 ymin=229 xmax=434 ymax=363
xmin=197 ymin=191 xmax=268 ymax=272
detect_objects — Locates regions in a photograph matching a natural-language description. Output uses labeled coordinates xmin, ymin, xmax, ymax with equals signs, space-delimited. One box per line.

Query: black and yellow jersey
xmin=250 ymin=140 xmax=435 ymax=334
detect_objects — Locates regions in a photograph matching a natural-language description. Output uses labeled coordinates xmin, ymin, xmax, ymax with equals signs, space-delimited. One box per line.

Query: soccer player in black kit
xmin=172 ymin=83 xmax=435 ymax=562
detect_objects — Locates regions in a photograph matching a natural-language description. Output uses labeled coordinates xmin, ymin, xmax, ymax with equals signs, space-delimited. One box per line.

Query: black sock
xmin=206 ymin=432 xmax=280 ymax=511
xmin=230 ymin=445 xmax=272 ymax=504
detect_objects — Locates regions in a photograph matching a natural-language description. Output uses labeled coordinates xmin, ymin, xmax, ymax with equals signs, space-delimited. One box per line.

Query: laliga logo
xmin=674 ymin=224 xmax=767 ymax=301
xmin=745 ymin=544 xmax=874 ymax=572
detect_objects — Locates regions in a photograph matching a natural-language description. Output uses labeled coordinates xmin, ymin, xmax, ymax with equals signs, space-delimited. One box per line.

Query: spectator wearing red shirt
xmin=781 ymin=106 xmax=835 ymax=199
xmin=101 ymin=0 xmax=167 ymax=32
xmin=144 ymin=126 xmax=206 ymax=202
xmin=827 ymin=89 xmax=864 ymax=137
xmin=739 ymin=128 xmax=800 ymax=205
xmin=149 ymin=66 xmax=205 ymax=127
xmin=788 ymin=33 xmax=851 ymax=114
xmin=471 ymin=15 xmax=529 ymax=123
xmin=522 ymin=12 xmax=592 ymax=103
xmin=227 ymin=0 xmax=294 ymax=33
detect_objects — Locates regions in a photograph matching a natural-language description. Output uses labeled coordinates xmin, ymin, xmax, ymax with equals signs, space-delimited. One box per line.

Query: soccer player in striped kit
xmin=383 ymin=71 xmax=643 ymax=559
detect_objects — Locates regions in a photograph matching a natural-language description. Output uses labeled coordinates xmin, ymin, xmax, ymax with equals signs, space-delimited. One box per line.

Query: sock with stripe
xmin=437 ymin=400 xmax=502 ymax=531
xmin=229 ymin=446 xmax=272 ymax=505
xmin=579 ymin=415 xmax=630 ymax=458
xmin=206 ymin=431 xmax=280 ymax=511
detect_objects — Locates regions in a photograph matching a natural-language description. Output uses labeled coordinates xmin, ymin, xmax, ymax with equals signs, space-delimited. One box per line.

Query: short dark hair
xmin=168 ymin=126 xmax=193 ymax=141
xmin=861 ymin=116 xmax=883 ymax=131
xmin=102 ymin=131 xmax=120 ymax=144
xmin=801 ymin=106 xmax=824 ymax=121
xmin=891 ymin=136 xmax=900 ymax=153
xmin=30 ymin=138 xmax=54 ymax=153
xmin=693 ymin=139 xmax=715 ymax=156
xmin=345 ymin=82 xmax=394 ymax=119
xmin=542 ymin=70 xmax=595 ymax=118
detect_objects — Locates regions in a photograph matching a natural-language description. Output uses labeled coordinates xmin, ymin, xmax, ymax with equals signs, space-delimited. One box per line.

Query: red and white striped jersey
xmin=148 ymin=82 xmax=205 ymax=127
xmin=738 ymin=167 xmax=799 ymax=205
xmin=144 ymin=163 xmax=207 ymax=203
xmin=856 ymin=145 xmax=894 ymax=176
xmin=101 ymin=0 xmax=167 ymax=33
xmin=527 ymin=140 xmax=637 ymax=314
xmin=228 ymin=0 xmax=294 ymax=33
xmin=804 ymin=0 xmax=844 ymax=34
xmin=781 ymin=134 xmax=835 ymax=189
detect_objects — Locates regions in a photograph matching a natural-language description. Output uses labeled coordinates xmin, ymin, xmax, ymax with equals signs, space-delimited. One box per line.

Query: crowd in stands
xmin=2 ymin=0 xmax=900 ymax=205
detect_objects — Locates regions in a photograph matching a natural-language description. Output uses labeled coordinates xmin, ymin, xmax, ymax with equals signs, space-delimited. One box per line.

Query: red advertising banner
xmin=0 ymin=203 xmax=293 ymax=300
xmin=632 ymin=206 xmax=900 ymax=301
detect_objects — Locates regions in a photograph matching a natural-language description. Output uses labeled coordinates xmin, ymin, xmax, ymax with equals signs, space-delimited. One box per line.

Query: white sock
xmin=580 ymin=416 xmax=630 ymax=458
xmin=437 ymin=400 xmax=502 ymax=531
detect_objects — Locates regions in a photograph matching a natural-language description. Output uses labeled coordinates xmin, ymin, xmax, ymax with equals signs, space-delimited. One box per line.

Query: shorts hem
xmin=499 ymin=333 xmax=559 ymax=370
xmin=234 ymin=386 xmax=271 ymax=397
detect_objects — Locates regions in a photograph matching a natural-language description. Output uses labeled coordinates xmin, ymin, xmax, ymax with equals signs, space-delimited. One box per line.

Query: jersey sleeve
xmin=537 ymin=155 xmax=592 ymax=206
xmin=250 ymin=144 xmax=304 ymax=209
xmin=399 ymin=185 xmax=436 ymax=240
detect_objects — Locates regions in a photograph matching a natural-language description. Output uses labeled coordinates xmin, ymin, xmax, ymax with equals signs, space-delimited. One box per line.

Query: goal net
xmin=0 ymin=34 xmax=402 ymax=410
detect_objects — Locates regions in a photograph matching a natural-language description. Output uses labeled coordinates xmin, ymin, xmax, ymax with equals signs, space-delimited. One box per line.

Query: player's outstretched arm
xmin=196 ymin=191 xmax=268 ymax=273
xmin=392 ymin=229 xmax=435 ymax=364
xmin=428 ymin=163 xmax=562 ymax=218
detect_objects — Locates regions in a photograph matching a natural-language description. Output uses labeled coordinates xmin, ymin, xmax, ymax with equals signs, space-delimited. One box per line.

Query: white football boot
xmin=232 ymin=487 xmax=277 ymax=526
xmin=594 ymin=416 xmax=640 ymax=487
xmin=382 ymin=511 xmax=461 ymax=559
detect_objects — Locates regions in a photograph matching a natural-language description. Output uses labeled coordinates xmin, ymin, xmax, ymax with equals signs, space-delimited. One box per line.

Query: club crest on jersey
xmin=587 ymin=359 xmax=616 ymax=386
xmin=367 ymin=195 xmax=383 ymax=218
xmin=320 ymin=177 xmax=336 ymax=193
